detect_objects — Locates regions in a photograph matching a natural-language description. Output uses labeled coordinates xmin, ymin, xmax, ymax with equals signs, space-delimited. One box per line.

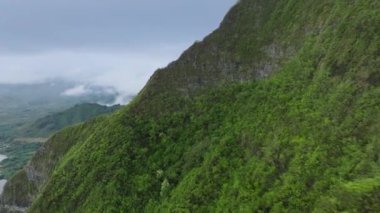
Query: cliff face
xmin=133 ymin=0 xmax=297 ymax=114
xmin=3 ymin=0 xmax=380 ymax=212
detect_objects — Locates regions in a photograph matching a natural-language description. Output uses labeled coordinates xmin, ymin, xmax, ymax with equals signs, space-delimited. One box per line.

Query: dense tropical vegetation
xmin=2 ymin=0 xmax=379 ymax=212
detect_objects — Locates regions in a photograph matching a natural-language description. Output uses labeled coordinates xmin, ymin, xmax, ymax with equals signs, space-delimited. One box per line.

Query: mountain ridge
xmin=18 ymin=103 xmax=121 ymax=138
xmin=1 ymin=0 xmax=379 ymax=212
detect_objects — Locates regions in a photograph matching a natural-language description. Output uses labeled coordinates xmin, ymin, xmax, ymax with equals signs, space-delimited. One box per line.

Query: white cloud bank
xmin=0 ymin=0 xmax=237 ymax=104
xmin=61 ymin=85 xmax=89 ymax=96
xmin=0 ymin=43 xmax=188 ymax=99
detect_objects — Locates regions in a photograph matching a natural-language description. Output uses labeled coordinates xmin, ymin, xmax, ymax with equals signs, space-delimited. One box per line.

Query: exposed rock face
xmin=1 ymin=140 xmax=64 ymax=208
xmin=0 ymin=205 xmax=26 ymax=213
xmin=140 ymin=0 xmax=289 ymax=98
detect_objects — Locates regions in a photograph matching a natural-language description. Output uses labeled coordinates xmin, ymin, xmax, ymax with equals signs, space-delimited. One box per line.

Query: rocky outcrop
xmin=140 ymin=0 xmax=285 ymax=97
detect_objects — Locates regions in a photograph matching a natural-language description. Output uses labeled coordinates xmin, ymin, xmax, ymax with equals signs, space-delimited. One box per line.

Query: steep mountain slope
xmin=2 ymin=0 xmax=379 ymax=212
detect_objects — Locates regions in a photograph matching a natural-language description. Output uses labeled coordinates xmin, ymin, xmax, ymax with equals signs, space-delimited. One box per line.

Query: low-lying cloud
xmin=0 ymin=0 xmax=237 ymax=104
xmin=0 ymin=44 xmax=187 ymax=100
xmin=61 ymin=85 xmax=91 ymax=96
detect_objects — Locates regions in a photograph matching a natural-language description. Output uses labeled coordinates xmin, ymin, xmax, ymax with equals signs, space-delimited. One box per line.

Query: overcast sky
xmin=0 ymin=0 xmax=236 ymax=97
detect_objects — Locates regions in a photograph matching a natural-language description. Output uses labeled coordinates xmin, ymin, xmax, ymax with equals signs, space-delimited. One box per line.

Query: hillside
xmin=18 ymin=103 xmax=121 ymax=138
xmin=0 ymin=103 xmax=121 ymax=180
xmin=2 ymin=0 xmax=379 ymax=212
xmin=0 ymin=81 xmax=121 ymax=181
xmin=0 ymin=81 xmax=118 ymax=138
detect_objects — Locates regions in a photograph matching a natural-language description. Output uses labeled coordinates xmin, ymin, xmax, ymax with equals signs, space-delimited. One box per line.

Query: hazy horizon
xmin=0 ymin=0 xmax=236 ymax=101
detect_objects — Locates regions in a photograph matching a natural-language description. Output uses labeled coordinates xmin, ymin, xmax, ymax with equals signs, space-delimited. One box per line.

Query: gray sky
xmin=0 ymin=0 xmax=236 ymax=97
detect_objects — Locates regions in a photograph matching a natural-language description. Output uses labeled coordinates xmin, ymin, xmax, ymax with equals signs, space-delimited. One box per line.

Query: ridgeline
xmin=2 ymin=0 xmax=379 ymax=212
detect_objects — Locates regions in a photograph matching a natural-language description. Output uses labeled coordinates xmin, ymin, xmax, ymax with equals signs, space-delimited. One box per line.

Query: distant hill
xmin=19 ymin=103 xmax=121 ymax=138
xmin=0 ymin=81 xmax=121 ymax=138
xmin=0 ymin=103 xmax=121 ymax=180
xmin=0 ymin=81 xmax=124 ymax=181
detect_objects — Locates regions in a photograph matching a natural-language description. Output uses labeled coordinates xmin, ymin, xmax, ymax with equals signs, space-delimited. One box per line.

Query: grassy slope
xmin=11 ymin=0 xmax=379 ymax=212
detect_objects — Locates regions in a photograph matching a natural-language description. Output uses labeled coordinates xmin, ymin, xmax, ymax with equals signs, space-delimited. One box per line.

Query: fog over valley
xmin=0 ymin=0 xmax=236 ymax=102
